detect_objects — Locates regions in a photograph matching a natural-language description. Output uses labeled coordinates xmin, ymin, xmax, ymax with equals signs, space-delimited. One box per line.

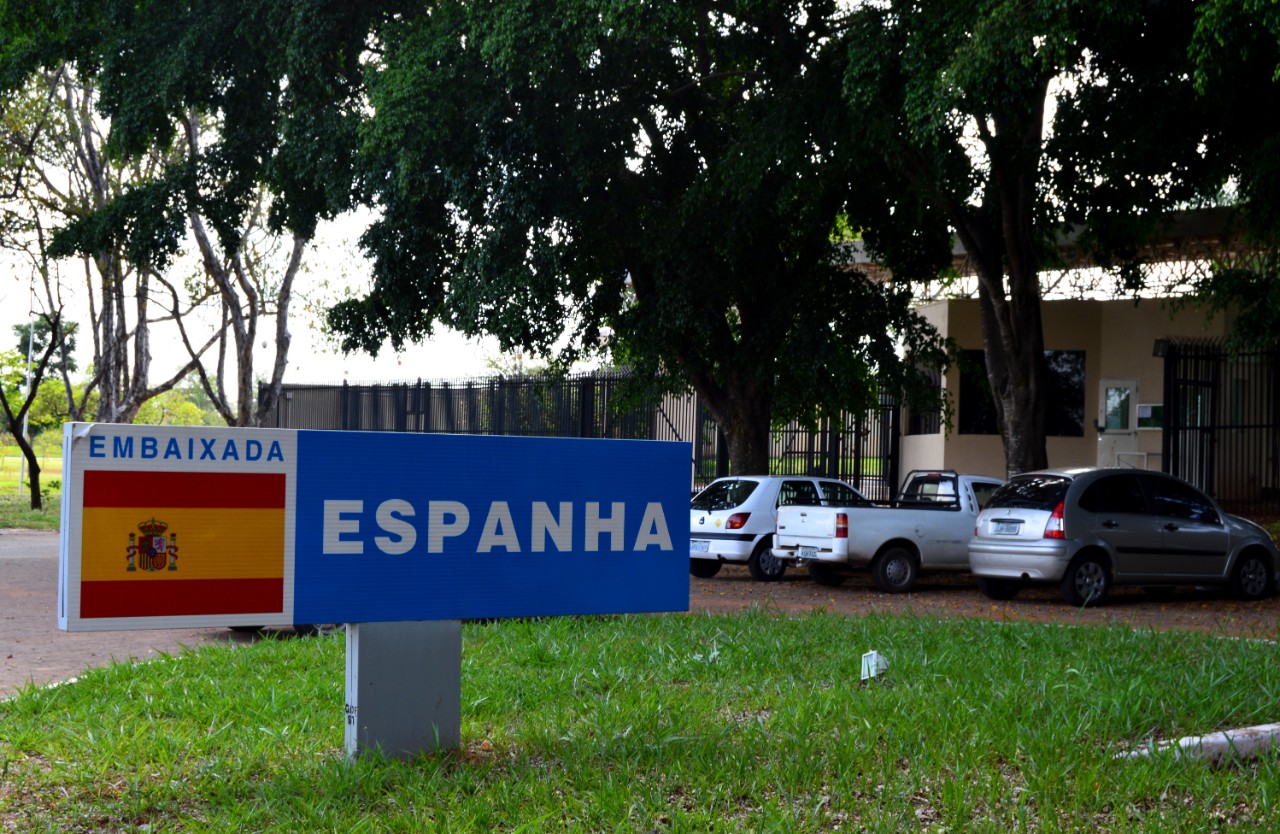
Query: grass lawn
xmin=0 ymin=492 xmax=60 ymax=532
xmin=2 ymin=611 xmax=1278 ymax=831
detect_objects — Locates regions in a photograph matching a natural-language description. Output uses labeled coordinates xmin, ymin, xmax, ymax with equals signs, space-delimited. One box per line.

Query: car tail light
xmin=726 ymin=513 xmax=750 ymax=529
xmin=1043 ymin=502 xmax=1066 ymax=539
xmin=835 ymin=512 xmax=848 ymax=539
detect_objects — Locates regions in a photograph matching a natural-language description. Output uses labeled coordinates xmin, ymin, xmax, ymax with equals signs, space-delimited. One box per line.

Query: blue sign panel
xmin=292 ymin=432 xmax=690 ymax=623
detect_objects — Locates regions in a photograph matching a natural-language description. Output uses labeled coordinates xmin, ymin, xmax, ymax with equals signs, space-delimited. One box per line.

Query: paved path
xmin=0 ymin=530 xmax=256 ymax=699
xmin=6 ymin=531 xmax=1278 ymax=699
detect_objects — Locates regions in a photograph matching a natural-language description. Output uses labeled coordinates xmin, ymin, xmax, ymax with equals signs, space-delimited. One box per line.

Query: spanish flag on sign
xmin=79 ymin=470 xmax=286 ymax=619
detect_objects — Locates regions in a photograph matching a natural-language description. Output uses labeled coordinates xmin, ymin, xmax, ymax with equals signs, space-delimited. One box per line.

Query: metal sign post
xmin=345 ymin=620 xmax=462 ymax=761
xmin=58 ymin=423 xmax=690 ymax=761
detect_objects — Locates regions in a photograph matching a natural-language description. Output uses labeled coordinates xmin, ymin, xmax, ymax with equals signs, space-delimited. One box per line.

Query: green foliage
xmin=1188 ymin=1 xmax=1280 ymax=345
xmin=132 ymin=380 xmax=223 ymax=426
xmin=1 ymin=0 xmax=378 ymax=262
xmin=335 ymin=1 xmax=950 ymax=469
xmin=839 ymin=0 xmax=1226 ymax=473
xmin=843 ymin=0 xmax=1219 ymax=274
xmin=0 ymin=353 xmax=96 ymax=438
xmin=0 ymin=349 xmax=26 ymax=391
xmin=1194 ymin=258 xmax=1280 ymax=350
xmin=13 ymin=319 xmax=77 ymax=377
xmin=17 ymin=0 xmax=1280 ymax=469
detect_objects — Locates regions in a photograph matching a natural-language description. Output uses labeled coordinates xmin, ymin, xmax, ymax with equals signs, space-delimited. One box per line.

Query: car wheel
xmin=689 ymin=559 xmax=722 ymax=578
xmin=871 ymin=546 xmax=919 ymax=594
xmin=976 ymin=576 xmax=1021 ymax=600
xmin=808 ymin=562 xmax=846 ymax=587
xmin=747 ymin=539 xmax=786 ymax=582
xmin=1230 ymin=552 xmax=1274 ymax=601
xmin=1060 ymin=554 xmax=1111 ymax=606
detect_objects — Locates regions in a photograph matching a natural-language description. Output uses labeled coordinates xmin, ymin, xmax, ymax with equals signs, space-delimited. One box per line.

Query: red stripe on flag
xmin=79 ymin=578 xmax=284 ymax=619
xmin=83 ymin=471 xmax=285 ymax=509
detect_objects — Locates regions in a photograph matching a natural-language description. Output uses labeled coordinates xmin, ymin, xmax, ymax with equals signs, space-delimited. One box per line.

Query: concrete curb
xmin=1122 ymin=722 xmax=1280 ymax=766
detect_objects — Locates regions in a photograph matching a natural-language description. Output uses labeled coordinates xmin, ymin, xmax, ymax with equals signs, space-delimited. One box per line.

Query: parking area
xmin=691 ymin=564 xmax=1280 ymax=638
xmin=4 ymin=531 xmax=1276 ymax=699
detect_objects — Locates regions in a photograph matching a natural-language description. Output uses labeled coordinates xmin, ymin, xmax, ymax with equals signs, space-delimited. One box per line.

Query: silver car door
xmin=1145 ymin=475 xmax=1231 ymax=579
xmin=1075 ymin=473 xmax=1164 ymax=579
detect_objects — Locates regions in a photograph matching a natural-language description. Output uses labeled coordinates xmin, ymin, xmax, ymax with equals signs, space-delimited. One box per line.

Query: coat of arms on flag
xmin=127 ymin=518 xmax=179 ymax=572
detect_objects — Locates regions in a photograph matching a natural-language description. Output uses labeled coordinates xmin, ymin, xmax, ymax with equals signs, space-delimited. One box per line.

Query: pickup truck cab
xmin=771 ymin=471 xmax=1004 ymax=593
xmin=690 ymin=475 xmax=868 ymax=581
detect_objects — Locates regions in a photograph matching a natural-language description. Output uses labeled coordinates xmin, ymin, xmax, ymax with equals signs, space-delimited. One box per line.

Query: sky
xmin=0 ymin=213 xmax=508 ymax=391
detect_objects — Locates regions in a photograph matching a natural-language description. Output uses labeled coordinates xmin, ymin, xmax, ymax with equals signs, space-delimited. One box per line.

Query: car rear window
xmin=778 ymin=480 xmax=822 ymax=507
xmin=985 ymin=474 xmax=1072 ymax=510
xmin=691 ymin=479 xmax=760 ymax=511
xmin=818 ymin=481 xmax=868 ymax=506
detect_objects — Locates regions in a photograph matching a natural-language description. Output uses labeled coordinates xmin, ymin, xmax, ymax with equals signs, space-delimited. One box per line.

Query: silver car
xmin=969 ymin=468 xmax=1279 ymax=606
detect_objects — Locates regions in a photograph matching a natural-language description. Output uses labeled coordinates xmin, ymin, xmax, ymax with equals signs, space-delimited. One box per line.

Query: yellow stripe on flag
xmin=81 ymin=507 xmax=285 ymax=581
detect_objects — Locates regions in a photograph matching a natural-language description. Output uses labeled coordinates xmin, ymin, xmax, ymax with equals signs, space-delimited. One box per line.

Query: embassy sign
xmin=59 ymin=423 xmax=691 ymax=632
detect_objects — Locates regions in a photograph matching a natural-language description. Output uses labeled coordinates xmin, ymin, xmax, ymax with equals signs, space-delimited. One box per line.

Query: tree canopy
xmin=2 ymin=0 xmax=950 ymax=472
xmin=329 ymin=1 xmax=949 ymax=470
xmin=842 ymin=0 xmax=1224 ymax=474
xmin=1187 ymin=0 xmax=1280 ymax=345
xmin=5 ymin=0 xmax=1280 ymax=475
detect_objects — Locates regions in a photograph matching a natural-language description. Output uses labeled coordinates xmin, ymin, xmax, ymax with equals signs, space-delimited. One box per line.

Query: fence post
xmin=271 ymin=374 xmax=904 ymax=498
xmin=578 ymin=378 xmax=595 ymax=438
xmin=1162 ymin=341 xmax=1177 ymax=478
xmin=886 ymin=393 xmax=901 ymax=497
xmin=492 ymin=377 xmax=505 ymax=435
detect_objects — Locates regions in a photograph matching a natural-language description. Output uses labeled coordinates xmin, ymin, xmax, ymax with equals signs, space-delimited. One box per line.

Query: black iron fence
xmin=1162 ymin=338 xmax=1280 ymax=514
xmin=261 ymin=373 xmax=900 ymax=500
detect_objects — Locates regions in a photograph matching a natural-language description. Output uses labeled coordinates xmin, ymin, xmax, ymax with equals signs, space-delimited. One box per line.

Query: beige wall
xmin=901 ymin=297 xmax=1228 ymax=477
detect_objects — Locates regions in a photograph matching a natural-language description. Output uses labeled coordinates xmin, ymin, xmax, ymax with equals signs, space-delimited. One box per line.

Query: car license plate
xmin=691 ymin=540 xmax=710 ymax=553
xmin=799 ymin=546 xmax=818 ymax=560
xmin=994 ymin=521 xmax=1022 ymax=535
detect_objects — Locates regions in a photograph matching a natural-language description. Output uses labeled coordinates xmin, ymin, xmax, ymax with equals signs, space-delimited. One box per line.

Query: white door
xmin=1097 ymin=378 xmax=1139 ymax=467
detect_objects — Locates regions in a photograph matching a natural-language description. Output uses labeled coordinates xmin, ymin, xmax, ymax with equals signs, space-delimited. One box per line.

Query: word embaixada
xmin=88 ymin=434 xmax=286 ymax=462
xmin=323 ymin=499 xmax=673 ymax=555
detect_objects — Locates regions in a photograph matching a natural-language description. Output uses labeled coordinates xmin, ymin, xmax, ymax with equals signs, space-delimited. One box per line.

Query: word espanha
xmin=323 ymin=499 xmax=674 ymax=555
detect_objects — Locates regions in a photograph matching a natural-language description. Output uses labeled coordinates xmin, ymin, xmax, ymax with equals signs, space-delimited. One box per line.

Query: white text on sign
xmin=322 ymin=500 xmax=673 ymax=555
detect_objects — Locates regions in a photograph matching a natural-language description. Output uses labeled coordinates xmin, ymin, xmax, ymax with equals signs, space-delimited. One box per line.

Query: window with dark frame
xmin=906 ymin=364 xmax=943 ymax=435
xmin=958 ymin=350 xmax=1086 ymax=437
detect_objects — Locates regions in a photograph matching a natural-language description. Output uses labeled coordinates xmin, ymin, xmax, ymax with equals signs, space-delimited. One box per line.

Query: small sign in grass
xmin=2 ymin=611 xmax=1278 ymax=831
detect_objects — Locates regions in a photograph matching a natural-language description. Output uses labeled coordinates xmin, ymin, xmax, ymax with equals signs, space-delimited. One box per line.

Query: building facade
xmin=901 ymin=297 xmax=1231 ymax=479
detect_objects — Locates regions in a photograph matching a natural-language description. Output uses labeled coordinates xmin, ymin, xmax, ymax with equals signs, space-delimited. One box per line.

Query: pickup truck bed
xmin=771 ymin=471 xmax=1004 ymax=593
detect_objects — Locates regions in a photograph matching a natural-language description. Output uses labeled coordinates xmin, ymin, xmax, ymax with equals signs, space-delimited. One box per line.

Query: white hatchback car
xmin=690 ymin=475 xmax=867 ymax=581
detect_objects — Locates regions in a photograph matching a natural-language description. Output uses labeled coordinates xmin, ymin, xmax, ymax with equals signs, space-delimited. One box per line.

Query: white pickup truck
xmin=771 ymin=471 xmax=1004 ymax=593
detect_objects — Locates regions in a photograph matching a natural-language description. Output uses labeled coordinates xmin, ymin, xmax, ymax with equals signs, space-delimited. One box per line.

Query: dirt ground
xmin=4 ymin=531 xmax=1277 ymax=699
xmin=690 ymin=563 xmax=1280 ymax=639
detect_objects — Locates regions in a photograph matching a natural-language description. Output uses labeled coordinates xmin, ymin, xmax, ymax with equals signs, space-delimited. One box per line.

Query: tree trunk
xmin=0 ymin=315 xmax=62 ymax=510
xmin=697 ymin=373 xmax=774 ymax=475
xmin=942 ymin=90 xmax=1052 ymax=478
xmin=22 ymin=452 xmax=41 ymax=511
xmin=977 ymin=277 xmax=1049 ymax=476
